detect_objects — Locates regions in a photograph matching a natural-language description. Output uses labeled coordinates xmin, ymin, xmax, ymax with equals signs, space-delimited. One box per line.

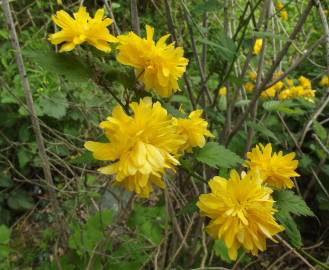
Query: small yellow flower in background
xmin=286 ymin=78 xmax=294 ymax=87
xmin=273 ymin=81 xmax=284 ymax=91
xmin=116 ymin=25 xmax=188 ymax=97
xmin=276 ymin=1 xmax=288 ymax=21
xmin=85 ymin=97 xmax=185 ymax=198
xmin=298 ymin=75 xmax=312 ymax=89
xmin=253 ymin=38 xmax=263 ymax=55
xmin=197 ymin=170 xmax=284 ymax=260
xmin=248 ymin=71 xmax=257 ymax=81
xmin=320 ymin=75 xmax=329 ymax=87
xmin=48 ymin=6 xmax=117 ymax=52
xmin=273 ymin=70 xmax=284 ymax=80
xmin=175 ymin=110 xmax=213 ymax=153
xmin=218 ymin=86 xmax=227 ymax=96
xmin=261 ymin=86 xmax=276 ymax=98
xmin=57 ymin=0 xmax=63 ymax=5
xmin=280 ymin=10 xmax=288 ymax=21
xmin=244 ymin=82 xmax=255 ymax=93
xmin=277 ymin=0 xmax=284 ymax=10
xmin=245 ymin=143 xmax=299 ymax=189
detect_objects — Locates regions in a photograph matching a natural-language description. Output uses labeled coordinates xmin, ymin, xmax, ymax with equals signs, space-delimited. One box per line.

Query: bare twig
xmin=130 ymin=0 xmax=140 ymax=34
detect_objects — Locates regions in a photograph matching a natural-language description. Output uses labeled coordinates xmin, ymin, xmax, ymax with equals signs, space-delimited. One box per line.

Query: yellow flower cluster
xmin=244 ymin=71 xmax=316 ymax=102
xmin=277 ymin=1 xmax=288 ymax=21
xmin=197 ymin=143 xmax=299 ymax=260
xmin=278 ymin=76 xmax=316 ymax=102
xmin=116 ymin=25 xmax=188 ymax=97
xmin=48 ymin=7 xmax=118 ymax=52
xmin=85 ymin=98 xmax=212 ymax=198
xmin=49 ymin=7 xmax=188 ymax=98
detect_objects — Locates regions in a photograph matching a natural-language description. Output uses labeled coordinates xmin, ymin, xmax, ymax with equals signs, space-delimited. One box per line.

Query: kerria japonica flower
xmin=197 ymin=170 xmax=284 ymax=260
xmin=116 ymin=25 xmax=188 ymax=97
xmin=175 ymin=109 xmax=213 ymax=153
xmin=245 ymin=143 xmax=299 ymax=189
xmin=48 ymin=6 xmax=117 ymax=52
xmin=85 ymin=98 xmax=185 ymax=198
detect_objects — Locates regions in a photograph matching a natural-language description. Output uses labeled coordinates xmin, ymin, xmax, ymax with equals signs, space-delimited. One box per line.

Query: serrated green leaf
xmin=39 ymin=92 xmax=68 ymax=119
xmin=262 ymin=100 xmax=305 ymax=115
xmin=213 ymin=240 xmax=231 ymax=263
xmin=313 ymin=121 xmax=327 ymax=142
xmin=275 ymin=190 xmax=315 ymax=217
xmin=276 ymin=212 xmax=302 ymax=247
xmin=195 ymin=142 xmax=243 ymax=169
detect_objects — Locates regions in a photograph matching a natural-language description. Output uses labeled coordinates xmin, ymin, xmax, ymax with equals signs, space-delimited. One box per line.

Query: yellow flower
xmin=48 ymin=7 xmax=117 ymax=52
xmin=85 ymin=98 xmax=185 ymax=198
xmin=285 ymin=78 xmax=294 ymax=87
xmin=261 ymin=86 xmax=276 ymax=98
xmin=245 ymin=144 xmax=299 ymax=189
xmin=218 ymin=86 xmax=227 ymax=96
xmin=248 ymin=71 xmax=257 ymax=81
xmin=273 ymin=81 xmax=284 ymax=91
xmin=175 ymin=110 xmax=213 ymax=152
xmin=320 ymin=75 xmax=329 ymax=87
xmin=244 ymin=82 xmax=255 ymax=93
xmin=253 ymin=39 xmax=263 ymax=55
xmin=197 ymin=170 xmax=284 ymax=260
xmin=116 ymin=25 xmax=188 ymax=97
xmin=298 ymin=76 xmax=312 ymax=89
xmin=277 ymin=0 xmax=284 ymax=9
xmin=57 ymin=0 xmax=63 ymax=5
xmin=281 ymin=10 xmax=288 ymax=21
xmin=278 ymin=89 xmax=291 ymax=100
xmin=273 ymin=71 xmax=284 ymax=79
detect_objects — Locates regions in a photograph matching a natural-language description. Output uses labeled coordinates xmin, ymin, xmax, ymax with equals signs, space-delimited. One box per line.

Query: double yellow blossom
xmin=245 ymin=143 xmax=299 ymax=189
xmin=85 ymin=98 xmax=185 ymax=197
xmin=48 ymin=6 xmax=117 ymax=52
xmin=85 ymin=98 xmax=212 ymax=197
xmin=197 ymin=170 xmax=284 ymax=260
xmin=116 ymin=25 xmax=188 ymax=97
xmin=175 ymin=110 xmax=213 ymax=153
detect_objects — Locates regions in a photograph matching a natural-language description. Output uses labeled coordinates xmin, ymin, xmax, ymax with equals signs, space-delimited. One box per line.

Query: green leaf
xmin=7 ymin=190 xmax=34 ymax=210
xmin=0 ymin=174 xmax=13 ymax=188
xmin=313 ymin=121 xmax=327 ymax=142
xmin=0 ymin=225 xmax=10 ymax=244
xmin=195 ymin=142 xmax=243 ymax=169
xmin=213 ymin=240 xmax=231 ymax=263
xmin=247 ymin=121 xmax=279 ymax=143
xmin=39 ymin=92 xmax=68 ymax=119
xmin=129 ymin=204 xmax=165 ymax=245
xmin=275 ymin=190 xmax=315 ymax=217
xmin=23 ymin=49 xmax=92 ymax=83
xmin=17 ymin=147 xmax=32 ymax=168
xmin=0 ymin=225 xmax=11 ymax=259
xmin=276 ymin=212 xmax=302 ymax=247
xmin=262 ymin=100 xmax=305 ymax=115
xmin=198 ymin=37 xmax=235 ymax=62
